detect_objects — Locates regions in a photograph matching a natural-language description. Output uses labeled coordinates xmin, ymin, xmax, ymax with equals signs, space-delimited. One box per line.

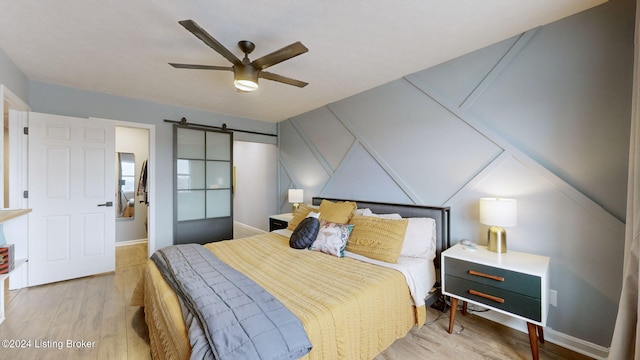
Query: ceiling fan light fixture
xmin=171 ymin=20 xmax=308 ymax=91
xmin=234 ymin=65 xmax=259 ymax=92
xmin=234 ymin=79 xmax=259 ymax=92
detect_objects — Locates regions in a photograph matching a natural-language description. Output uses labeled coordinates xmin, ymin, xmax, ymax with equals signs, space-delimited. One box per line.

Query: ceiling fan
xmin=169 ymin=19 xmax=309 ymax=92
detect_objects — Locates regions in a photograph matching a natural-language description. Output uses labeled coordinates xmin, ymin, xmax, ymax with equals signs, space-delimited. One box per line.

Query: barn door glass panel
xmin=177 ymin=129 xmax=204 ymax=158
xmin=205 ymin=131 xmax=231 ymax=218
xmin=176 ymin=128 xmax=206 ymax=221
xmin=207 ymin=190 xmax=230 ymax=218
xmin=206 ymin=131 xmax=231 ymax=160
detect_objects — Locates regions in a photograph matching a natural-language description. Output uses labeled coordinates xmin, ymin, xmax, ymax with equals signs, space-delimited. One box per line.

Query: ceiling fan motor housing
xmin=234 ymin=64 xmax=259 ymax=91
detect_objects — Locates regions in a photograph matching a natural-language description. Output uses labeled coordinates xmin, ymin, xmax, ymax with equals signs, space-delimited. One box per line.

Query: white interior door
xmin=28 ymin=112 xmax=115 ymax=286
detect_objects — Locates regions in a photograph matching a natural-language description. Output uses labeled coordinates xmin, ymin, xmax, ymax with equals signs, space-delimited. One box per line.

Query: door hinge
xmin=23 ymin=190 xmax=28 ymax=199
xmin=23 ymin=127 xmax=28 ymax=135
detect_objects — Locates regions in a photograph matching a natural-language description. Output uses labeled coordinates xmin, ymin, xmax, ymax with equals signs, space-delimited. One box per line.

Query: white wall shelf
xmin=0 ymin=208 xmax=31 ymax=324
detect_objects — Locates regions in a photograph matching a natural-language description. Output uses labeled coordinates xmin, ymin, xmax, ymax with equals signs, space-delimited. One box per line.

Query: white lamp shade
xmin=479 ymin=198 xmax=517 ymax=227
xmin=288 ymin=189 xmax=304 ymax=203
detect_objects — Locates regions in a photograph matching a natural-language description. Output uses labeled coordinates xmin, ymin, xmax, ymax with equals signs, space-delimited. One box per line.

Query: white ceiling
xmin=0 ymin=1 xmax=606 ymax=123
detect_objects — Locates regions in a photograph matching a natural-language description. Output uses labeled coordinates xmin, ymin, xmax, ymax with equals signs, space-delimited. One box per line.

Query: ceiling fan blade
xmin=178 ymin=19 xmax=242 ymax=65
xmin=250 ymin=42 xmax=308 ymax=70
xmin=169 ymin=63 xmax=233 ymax=71
xmin=260 ymin=71 xmax=308 ymax=88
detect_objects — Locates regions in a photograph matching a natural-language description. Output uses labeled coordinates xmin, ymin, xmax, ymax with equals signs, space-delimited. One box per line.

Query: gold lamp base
xmin=487 ymin=226 xmax=507 ymax=253
xmin=291 ymin=203 xmax=300 ymax=213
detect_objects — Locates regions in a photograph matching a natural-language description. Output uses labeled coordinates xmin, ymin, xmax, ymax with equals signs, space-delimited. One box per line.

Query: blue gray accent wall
xmin=278 ymin=0 xmax=633 ymax=351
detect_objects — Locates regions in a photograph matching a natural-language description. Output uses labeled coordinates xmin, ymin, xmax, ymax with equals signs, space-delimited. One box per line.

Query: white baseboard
xmin=475 ymin=311 xmax=609 ymax=359
xmin=233 ymin=221 xmax=267 ymax=236
xmin=115 ymin=238 xmax=148 ymax=247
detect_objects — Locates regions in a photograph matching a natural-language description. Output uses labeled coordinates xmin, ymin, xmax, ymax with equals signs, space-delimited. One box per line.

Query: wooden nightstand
xmin=269 ymin=213 xmax=293 ymax=231
xmin=442 ymin=243 xmax=549 ymax=360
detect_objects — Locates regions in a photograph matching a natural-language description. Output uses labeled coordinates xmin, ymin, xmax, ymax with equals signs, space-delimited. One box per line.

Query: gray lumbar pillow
xmin=289 ymin=216 xmax=320 ymax=249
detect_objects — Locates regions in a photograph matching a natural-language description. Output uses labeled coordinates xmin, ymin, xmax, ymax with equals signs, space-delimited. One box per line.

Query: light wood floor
xmin=0 ymin=240 xmax=593 ymax=360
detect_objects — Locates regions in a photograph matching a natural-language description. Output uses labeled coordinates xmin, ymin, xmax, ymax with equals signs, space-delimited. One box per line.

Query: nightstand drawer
xmin=445 ymin=274 xmax=542 ymax=321
xmin=269 ymin=218 xmax=288 ymax=231
xmin=444 ymin=257 xmax=541 ymax=298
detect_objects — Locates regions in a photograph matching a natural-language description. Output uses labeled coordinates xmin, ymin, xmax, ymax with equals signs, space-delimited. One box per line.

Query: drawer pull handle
xmin=469 ymin=289 xmax=505 ymax=304
xmin=468 ymin=270 xmax=504 ymax=282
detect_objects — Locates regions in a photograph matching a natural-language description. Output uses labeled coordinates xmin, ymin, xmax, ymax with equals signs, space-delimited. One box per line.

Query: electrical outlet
xmin=549 ymin=289 xmax=558 ymax=307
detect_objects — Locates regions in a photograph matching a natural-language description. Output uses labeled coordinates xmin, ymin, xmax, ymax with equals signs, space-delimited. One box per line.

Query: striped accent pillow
xmin=347 ymin=215 xmax=408 ymax=263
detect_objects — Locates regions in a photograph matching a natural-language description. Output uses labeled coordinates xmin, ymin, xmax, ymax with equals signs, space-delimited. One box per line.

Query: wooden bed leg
xmin=527 ymin=322 xmax=540 ymax=360
xmin=537 ymin=325 xmax=545 ymax=344
xmin=448 ymin=298 xmax=458 ymax=334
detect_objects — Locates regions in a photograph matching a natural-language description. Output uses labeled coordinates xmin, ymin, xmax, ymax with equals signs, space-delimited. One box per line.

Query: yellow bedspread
xmin=134 ymin=232 xmax=425 ymax=360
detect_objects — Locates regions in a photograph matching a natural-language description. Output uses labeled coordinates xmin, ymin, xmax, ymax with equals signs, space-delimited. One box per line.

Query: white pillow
xmin=356 ymin=208 xmax=402 ymax=220
xmin=400 ymin=217 xmax=437 ymax=260
xmin=374 ymin=213 xmax=402 ymax=220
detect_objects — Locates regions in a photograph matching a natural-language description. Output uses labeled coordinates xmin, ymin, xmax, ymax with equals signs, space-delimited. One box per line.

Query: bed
xmin=132 ymin=197 xmax=450 ymax=360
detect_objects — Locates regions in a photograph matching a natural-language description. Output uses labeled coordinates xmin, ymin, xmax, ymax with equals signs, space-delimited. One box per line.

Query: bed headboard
xmin=312 ymin=197 xmax=450 ymax=268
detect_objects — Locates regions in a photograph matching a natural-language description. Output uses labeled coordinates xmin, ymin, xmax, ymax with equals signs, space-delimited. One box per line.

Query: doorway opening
xmin=114 ymin=124 xmax=153 ymax=272
xmin=115 ymin=126 xmax=149 ymax=245
xmin=113 ymin=121 xmax=155 ymax=258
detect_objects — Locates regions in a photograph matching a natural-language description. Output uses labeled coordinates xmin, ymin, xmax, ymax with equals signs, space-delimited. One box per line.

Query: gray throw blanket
xmin=152 ymin=244 xmax=312 ymax=360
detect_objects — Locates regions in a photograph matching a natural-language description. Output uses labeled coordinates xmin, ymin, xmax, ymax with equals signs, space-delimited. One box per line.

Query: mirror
xmin=117 ymin=152 xmax=135 ymax=219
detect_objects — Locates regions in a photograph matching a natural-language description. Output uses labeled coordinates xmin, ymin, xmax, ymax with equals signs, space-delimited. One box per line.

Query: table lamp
xmin=479 ymin=198 xmax=517 ymax=253
xmin=288 ymin=189 xmax=304 ymax=213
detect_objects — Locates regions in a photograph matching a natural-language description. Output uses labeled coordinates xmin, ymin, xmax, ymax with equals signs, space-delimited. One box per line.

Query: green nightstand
xmin=442 ymin=243 xmax=550 ymax=360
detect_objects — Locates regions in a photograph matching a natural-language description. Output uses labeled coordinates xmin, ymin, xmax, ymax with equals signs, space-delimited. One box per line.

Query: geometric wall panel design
xmin=409 ymin=35 xmax=519 ymax=107
xmin=294 ymin=106 xmax=355 ymax=172
xmin=278 ymin=0 xmax=631 ymax=350
xmin=278 ymin=120 xmax=330 ymax=210
xmin=467 ymin=4 xmax=634 ymax=221
xmin=278 ymin=164 xmax=294 ymax=211
xmin=330 ymin=79 xmax=503 ymax=205
xmin=323 ymin=143 xmax=412 ymax=203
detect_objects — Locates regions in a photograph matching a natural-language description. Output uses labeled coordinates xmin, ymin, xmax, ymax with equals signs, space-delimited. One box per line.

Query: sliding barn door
xmin=174 ymin=125 xmax=233 ymax=244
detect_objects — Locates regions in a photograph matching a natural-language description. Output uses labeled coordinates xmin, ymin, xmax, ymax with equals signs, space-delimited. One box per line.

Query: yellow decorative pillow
xmin=347 ymin=215 xmax=408 ymax=263
xmin=318 ymin=200 xmax=357 ymax=224
xmin=287 ymin=203 xmax=318 ymax=231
